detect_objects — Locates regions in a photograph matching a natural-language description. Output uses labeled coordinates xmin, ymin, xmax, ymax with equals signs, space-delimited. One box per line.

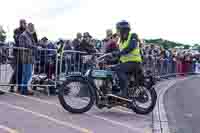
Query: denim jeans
xmin=20 ymin=64 xmax=32 ymax=94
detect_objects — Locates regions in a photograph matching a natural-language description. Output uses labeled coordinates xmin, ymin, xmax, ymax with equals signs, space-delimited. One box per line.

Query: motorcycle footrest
xmin=106 ymin=94 xmax=132 ymax=102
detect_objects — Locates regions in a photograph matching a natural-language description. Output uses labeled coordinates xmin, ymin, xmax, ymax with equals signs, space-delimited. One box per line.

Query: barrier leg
xmin=17 ymin=64 xmax=23 ymax=92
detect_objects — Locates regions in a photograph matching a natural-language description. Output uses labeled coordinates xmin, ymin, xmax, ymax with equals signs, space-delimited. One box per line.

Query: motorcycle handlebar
xmin=95 ymin=53 xmax=112 ymax=63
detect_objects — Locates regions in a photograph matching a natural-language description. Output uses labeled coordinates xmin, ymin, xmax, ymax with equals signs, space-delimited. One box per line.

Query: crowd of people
xmin=141 ymin=44 xmax=200 ymax=75
xmin=0 ymin=19 xmax=122 ymax=95
xmin=0 ymin=19 xmax=199 ymax=96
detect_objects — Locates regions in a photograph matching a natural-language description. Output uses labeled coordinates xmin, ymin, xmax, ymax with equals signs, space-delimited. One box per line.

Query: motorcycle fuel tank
xmin=91 ymin=70 xmax=113 ymax=79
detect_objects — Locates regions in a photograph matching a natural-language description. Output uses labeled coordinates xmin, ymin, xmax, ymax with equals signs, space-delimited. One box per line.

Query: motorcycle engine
xmin=95 ymin=79 xmax=112 ymax=94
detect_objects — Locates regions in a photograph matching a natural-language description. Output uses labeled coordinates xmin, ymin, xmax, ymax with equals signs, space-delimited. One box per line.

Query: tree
xmin=192 ymin=44 xmax=200 ymax=49
xmin=0 ymin=25 xmax=6 ymax=42
xmin=183 ymin=44 xmax=191 ymax=49
xmin=193 ymin=44 xmax=199 ymax=47
xmin=144 ymin=38 xmax=190 ymax=49
xmin=195 ymin=45 xmax=200 ymax=52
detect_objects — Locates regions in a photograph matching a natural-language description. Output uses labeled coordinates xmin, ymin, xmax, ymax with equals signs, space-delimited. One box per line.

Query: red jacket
xmin=105 ymin=40 xmax=119 ymax=53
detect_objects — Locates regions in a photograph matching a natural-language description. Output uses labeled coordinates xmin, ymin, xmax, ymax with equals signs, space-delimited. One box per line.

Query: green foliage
xmin=0 ymin=26 xmax=6 ymax=42
xmin=192 ymin=44 xmax=200 ymax=52
xmin=144 ymin=38 xmax=194 ymax=50
xmin=183 ymin=45 xmax=191 ymax=49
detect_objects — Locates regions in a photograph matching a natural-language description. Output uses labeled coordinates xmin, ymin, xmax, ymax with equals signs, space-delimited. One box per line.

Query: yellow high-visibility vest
xmin=119 ymin=33 xmax=142 ymax=63
xmin=58 ymin=44 xmax=65 ymax=57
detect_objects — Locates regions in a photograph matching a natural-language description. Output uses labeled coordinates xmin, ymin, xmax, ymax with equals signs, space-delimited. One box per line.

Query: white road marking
xmin=184 ymin=113 xmax=193 ymax=118
xmin=0 ymin=101 xmax=92 ymax=133
xmin=112 ymin=107 xmax=133 ymax=114
xmin=157 ymin=80 xmax=177 ymax=133
xmin=0 ymin=89 xmax=148 ymax=132
xmin=154 ymin=77 xmax=193 ymax=133
xmin=0 ymin=125 xmax=19 ymax=133
xmin=91 ymin=115 xmax=143 ymax=132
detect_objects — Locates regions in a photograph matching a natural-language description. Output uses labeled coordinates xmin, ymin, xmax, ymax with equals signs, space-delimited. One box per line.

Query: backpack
xmin=131 ymin=33 xmax=139 ymax=42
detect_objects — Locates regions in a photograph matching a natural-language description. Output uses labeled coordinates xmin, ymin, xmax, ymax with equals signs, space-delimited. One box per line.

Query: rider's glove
xmin=112 ymin=51 xmax=120 ymax=57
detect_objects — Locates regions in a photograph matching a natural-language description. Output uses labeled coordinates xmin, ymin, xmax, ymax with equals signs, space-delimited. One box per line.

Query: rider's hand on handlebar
xmin=112 ymin=51 xmax=120 ymax=57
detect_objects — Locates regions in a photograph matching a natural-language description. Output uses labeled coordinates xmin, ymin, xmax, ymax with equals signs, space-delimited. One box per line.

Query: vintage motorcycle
xmin=58 ymin=53 xmax=157 ymax=114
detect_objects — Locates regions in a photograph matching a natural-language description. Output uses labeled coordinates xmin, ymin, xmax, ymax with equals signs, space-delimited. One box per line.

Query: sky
xmin=0 ymin=0 xmax=200 ymax=44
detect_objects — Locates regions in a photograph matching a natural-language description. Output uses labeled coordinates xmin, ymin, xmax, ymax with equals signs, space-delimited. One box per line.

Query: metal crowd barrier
xmin=143 ymin=55 xmax=197 ymax=78
xmin=59 ymin=50 xmax=94 ymax=80
xmin=0 ymin=46 xmax=58 ymax=92
xmin=60 ymin=52 xmax=198 ymax=78
xmin=0 ymin=47 xmax=198 ymax=94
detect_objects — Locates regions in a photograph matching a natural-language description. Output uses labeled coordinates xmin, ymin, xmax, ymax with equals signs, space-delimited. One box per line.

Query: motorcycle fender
xmin=144 ymin=76 xmax=156 ymax=89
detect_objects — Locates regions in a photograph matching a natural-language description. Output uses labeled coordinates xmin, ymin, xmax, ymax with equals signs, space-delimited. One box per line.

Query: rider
xmin=111 ymin=20 xmax=143 ymax=98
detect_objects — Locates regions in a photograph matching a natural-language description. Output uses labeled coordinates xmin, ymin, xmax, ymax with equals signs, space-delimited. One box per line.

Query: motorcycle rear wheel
xmin=130 ymin=86 xmax=157 ymax=115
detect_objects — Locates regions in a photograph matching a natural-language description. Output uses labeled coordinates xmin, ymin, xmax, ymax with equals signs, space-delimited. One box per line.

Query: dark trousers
xmin=10 ymin=63 xmax=23 ymax=90
xmin=111 ymin=62 xmax=144 ymax=96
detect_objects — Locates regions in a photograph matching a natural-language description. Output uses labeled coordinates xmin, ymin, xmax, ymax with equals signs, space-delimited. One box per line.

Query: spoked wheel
xmin=130 ymin=86 xmax=157 ymax=115
xmin=58 ymin=77 xmax=95 ymax=114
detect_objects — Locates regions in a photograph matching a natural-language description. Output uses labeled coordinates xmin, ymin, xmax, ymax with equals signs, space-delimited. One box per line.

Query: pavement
xmin=0 ymin=64 xmax=157 ymax=133
xmin=0 ymin=85 xmax=155 ymax=133
xmin=164 ymin=76 xmax=200 ymax=133
xmin=0 ymin=65 xmax=156 ymax=133
xmin=1 ymin=63 xmax=199 ymax=133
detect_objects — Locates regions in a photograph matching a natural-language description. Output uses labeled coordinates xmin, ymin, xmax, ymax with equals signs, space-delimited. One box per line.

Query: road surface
xmin=0 ymin=86 xmax=153 ymax=133
xmin=164 ymin=76 xmax=200 ymax=133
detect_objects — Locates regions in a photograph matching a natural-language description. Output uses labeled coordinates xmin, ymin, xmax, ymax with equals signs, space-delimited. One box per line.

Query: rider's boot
xmin=0 ymin=90 xmax=5 ymax=95
xmin=116 ymin=89 xmax=128 ymax=98
xmin=112 ymin=85 xmax=120 ymax=95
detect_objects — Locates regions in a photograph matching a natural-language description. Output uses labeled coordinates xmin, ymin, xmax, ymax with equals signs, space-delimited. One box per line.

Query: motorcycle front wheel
xmin=58 ymin=77 xmax=95 ymax=114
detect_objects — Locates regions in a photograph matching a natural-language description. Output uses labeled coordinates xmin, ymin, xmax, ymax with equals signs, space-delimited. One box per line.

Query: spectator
xmin=0 ymin=42 xmax=9 ymax=64
xmin=73 ymin=32 xmax=82 ymax=50
xmin=57 ymin=39 xmax=65 ymax=56
xmin=171 ymin=53 xmax=177 ymax=73
xmin=18 ymin=23 xmax=37 ymax=95
xmin=90 ymin=39 xmax=96 ymax=48
xmin=95 ymin=40 xmax=102 ymax=52
xmin=40 ymin=37 xmax=49 ymax=48
xmin=184 ymin=54 xmax=192 ymax=73
xmin=149 ymin=44 xmax=159 ymax=57
xmin=9 ymin=19 xmax=27 ymax=93
xmin=182 ymin=55 xmax=188 ymax=75
xmin=59 ymin=40 xmax=72 ymax=73
xmin=47 ymin=41 xmax=57 ymax=57
xmin=13 ymin=19 xmax=27 ymax=46
xmin=41 ymin=38 xmax=57 ymax=89
xmin=47 ymin=41 xmax=55 ymax=49
xmin=105 ymin=33 xmax=119 ymax=65
xmin=176 ymin=53 xmax=184 ymax=75
xmin=37 ymin=37 xmax=49 ymax=73
xmin=106 ymin=29 xmax=113 ymax=39
xmin=79 ymin=32 xmax=96 ymax=53
xmin=64 ymin=40 xmax=72 ymax=50
xmin=32 ymin=31 xmax=38 ymax=44
xmin=57 ymin=39 xmax=67 ymax=73
xmin=192 ymin=55 xmax=197 ymax=72
xmin=105 ymin=33 xmax=119 ymax=53
xmin=102 ymin=29 xmax=113 ymax=52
